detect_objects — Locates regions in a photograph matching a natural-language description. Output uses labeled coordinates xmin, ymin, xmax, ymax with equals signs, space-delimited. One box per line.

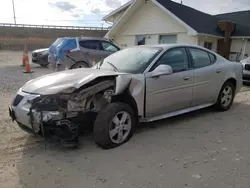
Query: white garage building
xmin=103 ymin=0 xmax=250 ymax=61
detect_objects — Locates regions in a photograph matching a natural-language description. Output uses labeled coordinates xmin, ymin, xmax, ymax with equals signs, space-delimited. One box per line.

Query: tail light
xmin=63 ymin=50 xmax=71 ymax=55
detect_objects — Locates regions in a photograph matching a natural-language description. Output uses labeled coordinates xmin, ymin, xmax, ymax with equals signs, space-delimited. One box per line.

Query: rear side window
xmin=189 ymin=48 xmax=211 ymax=68
xmin=79 ymin=40 xmax=101 ymax=50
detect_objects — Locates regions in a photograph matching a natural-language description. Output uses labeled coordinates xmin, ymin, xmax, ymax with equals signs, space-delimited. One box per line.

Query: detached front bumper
xmin=10 ymin=89 xmax=40 ymax=131
xmin=9 ymin=107 xmax=34 ymax=133
xmin=9 ymin=89 xmax=79 ymax=141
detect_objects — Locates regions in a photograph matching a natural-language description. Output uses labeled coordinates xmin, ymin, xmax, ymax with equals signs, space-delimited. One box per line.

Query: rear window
xmin=79 ymin=40 xmax=101 ymax=50
xmin=52 ymin=38 xmax=64 ymax=46
xmin=57 ymin=38 xmax=76 ymax=48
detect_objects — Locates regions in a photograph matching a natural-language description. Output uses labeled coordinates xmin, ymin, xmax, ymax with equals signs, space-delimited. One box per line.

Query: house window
xmin=204 ymin=42 xmax=213 ymax=50
xmin=135 ymin=35 xmax=146 ymax=45
xmin=159 ymin=35 xmax=177 ymax=44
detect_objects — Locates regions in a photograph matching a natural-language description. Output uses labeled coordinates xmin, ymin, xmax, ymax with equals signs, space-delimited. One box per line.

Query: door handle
xmin=183 ymin=76 xmax=190 ymax=80
xmin=216 ymin=69 xmax=221 ymax=73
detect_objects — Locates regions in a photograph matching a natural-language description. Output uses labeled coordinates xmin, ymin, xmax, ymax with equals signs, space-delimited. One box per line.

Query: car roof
xmin=79 ymin=37 xmax=110 ymax=41
xmin=129 ymin=44 xmax=215 ymax=52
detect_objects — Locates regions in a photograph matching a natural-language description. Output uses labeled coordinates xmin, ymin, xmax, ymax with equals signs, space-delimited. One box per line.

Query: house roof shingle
xmin=215 ymin=11 xmax=250 ymax=27
xmin=156 ymin=0 xmax=250 ymax=37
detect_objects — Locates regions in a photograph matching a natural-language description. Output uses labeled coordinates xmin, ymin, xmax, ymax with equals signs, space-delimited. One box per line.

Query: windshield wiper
xmin=106 ymin=62 xmax=119 ymax=72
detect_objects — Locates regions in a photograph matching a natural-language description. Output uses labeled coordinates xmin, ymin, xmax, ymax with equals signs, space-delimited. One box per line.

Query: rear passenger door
xmin=187 ymin=47 xmax=222 ymax=106
xmin=79 ymin=40 xmax=104 ymax=64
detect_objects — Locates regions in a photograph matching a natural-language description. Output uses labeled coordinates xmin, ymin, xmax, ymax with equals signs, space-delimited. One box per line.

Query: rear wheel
xmin=215 ymin=81 xmax=235 ymax=111
xmin=71 ymin=62 xmax=89 ymax=69
xmin=94 ymin=102 xmax=136 ymax=149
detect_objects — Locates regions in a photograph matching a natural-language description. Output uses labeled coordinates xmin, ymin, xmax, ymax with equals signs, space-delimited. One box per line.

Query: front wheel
xmin=94 ymin=102 xmax=136 ymax=149
xmin=214 ymin=81 xmax=235 ymax=111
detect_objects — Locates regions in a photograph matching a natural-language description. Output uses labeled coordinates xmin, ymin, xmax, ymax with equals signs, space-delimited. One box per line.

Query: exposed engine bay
xmin=28 ymin=78 xmax=116 ymax=147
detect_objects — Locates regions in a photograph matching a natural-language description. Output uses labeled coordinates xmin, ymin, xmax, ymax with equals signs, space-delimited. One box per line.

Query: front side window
xmin=99 ymin=47 xmax=162 ymax=74
xmin=101 ymin=41 xmax=119 ymax=52
xmin=189 ymin=48 xmax=211 ymax=68
xmin=79 ymin=40 xmax=101 ymax=50
xmin=151 ymin=48 xmax=189 ymax=72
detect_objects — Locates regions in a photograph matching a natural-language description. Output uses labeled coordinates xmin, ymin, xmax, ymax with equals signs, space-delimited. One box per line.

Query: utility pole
xmin=12 ymin=0 xmax=16 ymax=24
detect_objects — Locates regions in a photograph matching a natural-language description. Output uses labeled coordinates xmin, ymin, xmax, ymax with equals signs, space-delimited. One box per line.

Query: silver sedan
xmin=9 ymin=44 xmax=242 ymax=149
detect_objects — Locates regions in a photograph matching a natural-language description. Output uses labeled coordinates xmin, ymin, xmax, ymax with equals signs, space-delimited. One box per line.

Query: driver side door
xmin=145 ymin=47 xmax=194 ymax=118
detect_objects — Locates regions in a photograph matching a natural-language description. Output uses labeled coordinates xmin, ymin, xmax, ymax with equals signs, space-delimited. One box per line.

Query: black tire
xmin=40 ymin=64 xmax=48 ymax=68
xmin=94 ymin=102 xmax=136 ymax=149
xmin=71 ymin=62 xmax=89 ymax=69
xmin=214 ymin=81 xmax=235 ymax=111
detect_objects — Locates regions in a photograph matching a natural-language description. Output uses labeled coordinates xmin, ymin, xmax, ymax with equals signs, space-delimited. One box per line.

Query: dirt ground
xmin=1 ymin=51 xmax=250 ymax=188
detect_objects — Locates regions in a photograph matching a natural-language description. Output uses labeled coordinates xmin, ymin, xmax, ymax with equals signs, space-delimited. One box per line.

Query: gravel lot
xmin=1 ymin=51 xmax=250 ymax=188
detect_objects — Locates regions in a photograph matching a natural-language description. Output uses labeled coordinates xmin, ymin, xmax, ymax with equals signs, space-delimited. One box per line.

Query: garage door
xmin=159 ymin=35 xmax=177 ymax=44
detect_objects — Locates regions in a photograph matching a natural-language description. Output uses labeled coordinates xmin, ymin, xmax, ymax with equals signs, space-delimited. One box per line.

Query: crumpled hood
xmin=21 ymin=68 xmax=121 ymax=95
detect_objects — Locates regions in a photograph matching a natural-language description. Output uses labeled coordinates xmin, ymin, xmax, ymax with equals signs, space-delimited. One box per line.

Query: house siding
xmin=178 ymin=34 xmax=198 ymax=45
xmin=111 ymin=9 xmax=127 ymax=24
xmin=119 ymin=1 xmax=187 ymax=35
xmin=198 ymin=36 xmax=218 ymax=52
xmin=114 ymin=1 xmax=198 ymax=47
xmin=231 ymin=39 xmax=250 ymax=60
xmin=115 ymin=35 xmax=135 ymax=48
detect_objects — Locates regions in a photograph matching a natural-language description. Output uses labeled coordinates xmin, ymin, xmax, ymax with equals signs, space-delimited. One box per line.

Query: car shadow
xmin=11 ymin=98 xmax=250 ymax=187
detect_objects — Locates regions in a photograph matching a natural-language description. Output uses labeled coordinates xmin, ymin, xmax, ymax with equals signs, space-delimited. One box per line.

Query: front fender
xmin=115 ymin=74 xmax=145 ymax=117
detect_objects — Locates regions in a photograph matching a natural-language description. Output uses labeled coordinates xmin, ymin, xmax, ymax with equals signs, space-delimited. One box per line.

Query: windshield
xmin=99 ymin=47 xmax=162 ymax=74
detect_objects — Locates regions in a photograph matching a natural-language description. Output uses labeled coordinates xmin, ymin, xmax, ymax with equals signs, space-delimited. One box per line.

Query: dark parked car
xmin=48 ymin=37 xmax=120 ymax=71
xmin=32 ymin=48 xmax=49 ymax=67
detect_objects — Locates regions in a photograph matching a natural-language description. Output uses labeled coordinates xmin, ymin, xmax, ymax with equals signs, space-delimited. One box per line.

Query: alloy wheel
xmin=221 ymin=86 xmax=233 ymax=107
xmin=109 ymin=111 xmax=132 ymax=144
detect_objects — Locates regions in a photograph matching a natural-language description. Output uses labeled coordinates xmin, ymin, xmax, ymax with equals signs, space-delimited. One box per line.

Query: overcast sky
xmin=0 ymin=0 xmax=249 ymax=27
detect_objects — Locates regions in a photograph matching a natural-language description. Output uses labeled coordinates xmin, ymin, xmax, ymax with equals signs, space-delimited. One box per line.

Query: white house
xmin=103 ymin=0 xmax=250 ymax=61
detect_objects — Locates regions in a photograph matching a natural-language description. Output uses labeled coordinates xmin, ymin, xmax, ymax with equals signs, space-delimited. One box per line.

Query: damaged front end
xmin=28 ymin=79 xmax=115 ymax=147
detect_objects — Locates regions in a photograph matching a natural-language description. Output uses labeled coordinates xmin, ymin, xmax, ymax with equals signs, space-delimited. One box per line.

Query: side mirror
xmin=150 ymin=64 xmax=173 ymax=78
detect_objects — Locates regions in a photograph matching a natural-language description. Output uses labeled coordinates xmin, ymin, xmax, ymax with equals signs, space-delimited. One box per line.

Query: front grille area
xmin=245 ymin=64 xmax=250 ymax=70
xmin=12 ymin=94 xmax=24 ymax=106
xmin=32 ymin=53 xmax=38 ymax=57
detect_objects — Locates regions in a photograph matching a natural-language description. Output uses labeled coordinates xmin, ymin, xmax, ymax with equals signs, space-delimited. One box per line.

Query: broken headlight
xmin=30 ymin=95 xmax=65 ymax=111
xmin=22 ymin=95 xmax=40 ymax=109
